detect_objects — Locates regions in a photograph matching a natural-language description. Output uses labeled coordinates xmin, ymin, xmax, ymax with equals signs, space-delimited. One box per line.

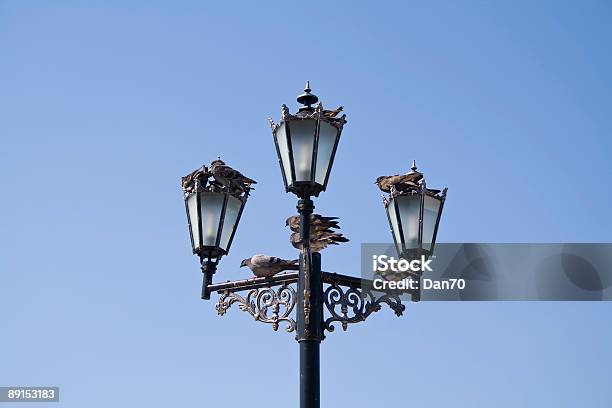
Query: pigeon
xmin=181 ymin=165 xmax=211 ymax=194
xmin=210 ymin=159 xmax=257 ymax=193
xmin=376 ymin=161 xmax=425 ymax=194
xmin=286 ymin=214 xmax=348 ymax=252
xmin=323 ymin=106 xmax=343 ymax=118
xmin=290 ymin=231 xmax=349 ymax=253
xmin=285 ymin=214 xmax=340 ymax=233
xmin=240 ymin=254 xmax=299 ymax=278
xmin=375 ymin=174 xmax=419 ymax=194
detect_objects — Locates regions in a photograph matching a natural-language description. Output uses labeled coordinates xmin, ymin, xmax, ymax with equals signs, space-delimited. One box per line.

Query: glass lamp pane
xmin=219 ymin=195 xmax=243 ymax=251
xmin=274 ymin=123 xmax=293 ymax=185
xmin=315 ymin=121 xmax=339 ymax=185
xmin=422 ymin=195 xmax=441 ymax=251
xmin=187 ymin=193 xmax=200 ymax=249
xmin=199 ymin=192 xmax=224 ymax=247
xmin=289 ymin=119 xmax=316 ymax=182
xmin=396 ymin=194 xmax=421 ymax=250
xmin=386 ymin=198 xmax=402 ymax=251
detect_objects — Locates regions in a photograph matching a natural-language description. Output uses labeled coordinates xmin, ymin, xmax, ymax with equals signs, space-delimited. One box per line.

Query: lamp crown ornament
xmin=296 ymin=80 xmax=319 ymax=110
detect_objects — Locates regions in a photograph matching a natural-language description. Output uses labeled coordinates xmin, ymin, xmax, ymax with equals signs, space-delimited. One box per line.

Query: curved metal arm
xmin=208 ymin=271 xmax=409 ymax=336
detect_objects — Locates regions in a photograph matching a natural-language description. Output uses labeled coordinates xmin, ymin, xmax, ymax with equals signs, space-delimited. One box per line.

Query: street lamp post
xmin=181 ymin=83 xmax=447 ymax=408
xmin=271 ymin=82 xmax=345 ymax=407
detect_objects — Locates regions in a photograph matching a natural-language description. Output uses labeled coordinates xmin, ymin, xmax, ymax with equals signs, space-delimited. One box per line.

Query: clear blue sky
xmin=1 ymin=1 xmax=611 ymax=407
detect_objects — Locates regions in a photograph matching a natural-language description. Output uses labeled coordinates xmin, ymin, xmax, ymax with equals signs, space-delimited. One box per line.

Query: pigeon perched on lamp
xmin=181 ymin=165 xmax=211 ymax=195
xmin=322 ymin=105 xmax=344 ymax=118
xmin=375 ymin=160 xmax=424 ymax=194
xmin=240 ymin=254 xmax=299 ymax=278
xmin=210 ymin=159 xmax=257 ymax=194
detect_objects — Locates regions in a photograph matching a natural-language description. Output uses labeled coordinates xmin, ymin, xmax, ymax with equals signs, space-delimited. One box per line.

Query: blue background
xmin=1 ymin=1 xmax=611 ymax=406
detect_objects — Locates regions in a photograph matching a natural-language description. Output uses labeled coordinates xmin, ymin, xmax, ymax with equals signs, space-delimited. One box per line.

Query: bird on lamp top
xmin=181 ymin=165 xmax=211 ymax=194
xmin=322 ymin=106 xmax=344 ymax=118
xmin=240 ymin=254 xmax=299 ymax=278
xmin=375 ymin=160 xmax=424 ymax=195
xmin=209 ymin=158 xmax=257 ymax=194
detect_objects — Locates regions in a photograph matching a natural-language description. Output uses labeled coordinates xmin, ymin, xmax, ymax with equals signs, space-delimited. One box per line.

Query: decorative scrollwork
xmin=323 ymin=284 xmax=405 ymax=332
xmin=272 ymin=102 xmax=347 ymax=134
xmin=215 ymin=284 xmax=296 ymax=332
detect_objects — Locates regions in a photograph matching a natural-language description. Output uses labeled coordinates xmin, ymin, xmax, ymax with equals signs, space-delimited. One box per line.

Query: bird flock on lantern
xmin=181 ymin=158 xmax=257 ymax=264
xmin=375 ymin=160 xmax=444 ymax=201
xmin=181 ymin=158 xmax=257 ymax=198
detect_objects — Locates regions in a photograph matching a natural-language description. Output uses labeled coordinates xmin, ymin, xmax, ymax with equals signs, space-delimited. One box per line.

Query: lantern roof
xmin=268 ymin=83 xmax=347 ymax=133
xmin=377 ymin=161 xmax=447 ymax=206
xmin=181 ymin=158 xmax=254 ymax=202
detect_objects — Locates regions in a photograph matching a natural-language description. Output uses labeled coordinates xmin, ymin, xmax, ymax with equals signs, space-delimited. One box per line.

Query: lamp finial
xmin=297 ymin=81 xmax=319 ymax=109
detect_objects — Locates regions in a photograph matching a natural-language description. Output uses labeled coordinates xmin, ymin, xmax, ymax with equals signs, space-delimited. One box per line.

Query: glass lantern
xmin=271 ymin=83 xmax=346 ymax=198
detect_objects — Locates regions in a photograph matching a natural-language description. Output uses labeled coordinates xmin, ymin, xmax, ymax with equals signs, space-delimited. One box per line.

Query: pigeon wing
xmin=251 ymin=254 xmax=279 ymax=267
xmin=214 ymin=165 xmax=257 ymax=184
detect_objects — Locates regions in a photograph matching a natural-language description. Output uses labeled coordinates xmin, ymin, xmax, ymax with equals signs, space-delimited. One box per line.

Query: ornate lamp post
xmin=180 ymin=83 xmax=447 ymax=408
xmin=269 ymin=82 xmax=346 ymax=407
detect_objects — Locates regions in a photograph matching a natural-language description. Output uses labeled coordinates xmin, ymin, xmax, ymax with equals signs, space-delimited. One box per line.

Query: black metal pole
xmin=296 ymin=197 xmax=322 ymax=408
xmin=300 ymin=338 xmax=320 ymax=407
xmin=200 ymin=258 xmax=218 ymax=300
